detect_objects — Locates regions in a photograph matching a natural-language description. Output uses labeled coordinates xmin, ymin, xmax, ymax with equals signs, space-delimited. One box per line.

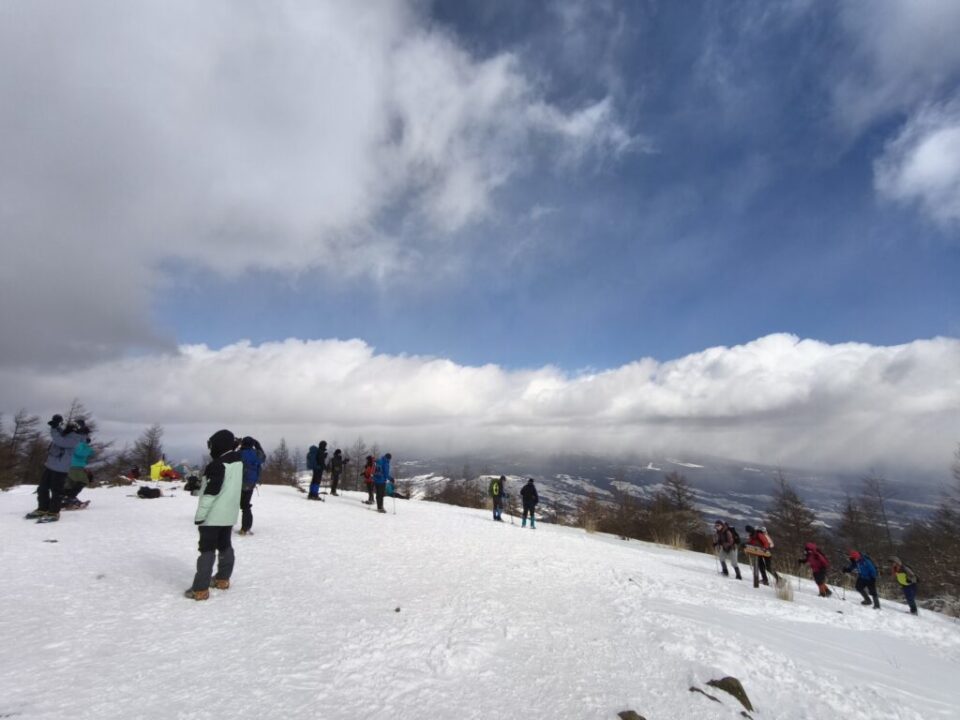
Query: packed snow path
xmin=2 ymin=484 xmax=959 ymax=720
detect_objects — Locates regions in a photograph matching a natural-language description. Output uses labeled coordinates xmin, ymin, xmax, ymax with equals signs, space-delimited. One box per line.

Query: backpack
xmin=758 ymin=531 xmax=774 ymax=549
xmin=137 ymin=486 xmax=162 ymax=499
xmin=491 ymin=479 xmax=501 ymax=496
xmin=728 ymin=525 xmax=741 ymax=546
xmin=306 ymin=446 xmax=318 ymax=471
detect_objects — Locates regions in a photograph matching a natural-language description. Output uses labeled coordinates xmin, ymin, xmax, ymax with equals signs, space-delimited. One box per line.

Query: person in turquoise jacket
xmin=63 ymin=429 xmax=95 ymax=508
xmin=185 ymin=430 xmax=244 ymax=601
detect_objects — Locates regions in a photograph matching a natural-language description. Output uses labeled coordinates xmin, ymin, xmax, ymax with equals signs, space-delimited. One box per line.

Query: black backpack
xmin=137 ymin=486 xmax=162 ymax=499
xmin=728 ymin=525 xmax=741 ymax=545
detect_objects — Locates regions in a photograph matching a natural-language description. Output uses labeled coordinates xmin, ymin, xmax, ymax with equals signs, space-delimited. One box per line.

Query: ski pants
xmin=718 ymin=547 xmax=739 ymax=575
xmin=901 ymin=583 xmax=918 ymax=613
xmin=330 ymin=472 xmax=341 ymax=494
xmin=240 ymin=486 xmax=254 ymax=532
xmin=492 ymin=496 xmax=503 ymax=520
xmin=191 ymin=526 xmax=234 ymax=592
xmin=522 ymin=505 xmax=536 ymax=525
xmin=375 ymin=483 xmax=386 ymax=510
xmin=37 ymin=468 xmax=67 ymax=513
xmin=856 ymin=577 xmax=879 ymax=606
xmin=365 ymin=482 xmax=374 ymax=503
xmin=308 ymin=468 xmax=323 ymax=498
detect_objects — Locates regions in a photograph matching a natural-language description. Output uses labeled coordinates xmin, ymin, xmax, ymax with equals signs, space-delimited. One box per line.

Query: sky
xmin=1 ymin=1 xmax=958 ymax=476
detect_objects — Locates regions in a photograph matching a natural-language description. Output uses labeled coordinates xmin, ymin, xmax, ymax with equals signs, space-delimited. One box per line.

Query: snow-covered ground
xmin=2 ymin=484 xmax=958 ymax=720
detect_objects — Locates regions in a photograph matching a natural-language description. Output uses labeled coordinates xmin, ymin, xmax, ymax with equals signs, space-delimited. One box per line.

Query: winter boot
xmin=211 ymin=578 xmax=230 ymax=590
xmin=522 ymin=519 xmax=526 ymax=527
xmin=25 ymin=509 xmax=45 ymax=519
xmin=734 ymin=567 xmax=742 ymax=580
xmin=720 ymin=561 xmax=729 ymax=576
xmin=37 ymin=512 xmax=60 ymax=523
xmin=530 ymin=518 xmax=536 ymax=529
xmin=377 ymin=508 xmax=387 ymax=513
xmin=873 ymin=596 xmax=881 ymax=610
xmin=184 ymin=588 xmax=210 ymax=601
xmin=860 ymin=598 xmax=872 ymax=605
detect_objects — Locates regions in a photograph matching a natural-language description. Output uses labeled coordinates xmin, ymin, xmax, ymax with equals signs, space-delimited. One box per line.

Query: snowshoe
xmin=210 ymin=578 xmax=230 ymax=590
xmin=184 ymin=588 xmax=210 ymax=601
xmin=861 ymin=599 xmax=873 ymax=606
xmin=25 ymin=509 xmax=45 ymax=519
xmin=377 ymin=508 xmax=387 ymax=513
xmin=36 ymin=513 xmax=60 ymax=523
xmin=238 ymin=529 xmax=253 ymax=536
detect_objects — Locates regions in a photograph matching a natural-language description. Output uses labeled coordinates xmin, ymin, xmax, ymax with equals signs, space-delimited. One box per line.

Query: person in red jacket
xmin=798 ymin=542 xmax=832 ymax=597
xmin=362 ymin=455 xmax=375 ymax=505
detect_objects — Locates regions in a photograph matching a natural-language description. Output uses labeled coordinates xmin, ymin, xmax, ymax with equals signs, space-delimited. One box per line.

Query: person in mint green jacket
xmin=185 ymin=430 xmax=243 ymax=601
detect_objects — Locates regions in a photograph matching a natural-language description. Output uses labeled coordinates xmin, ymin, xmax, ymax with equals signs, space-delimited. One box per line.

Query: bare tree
xmin=262 ymin=439 xmax=298 ymax=486
xmin=130 ymin=424 xmax=164 ymax=472
xmin=764 ymin=471 xmax=819 ymax=573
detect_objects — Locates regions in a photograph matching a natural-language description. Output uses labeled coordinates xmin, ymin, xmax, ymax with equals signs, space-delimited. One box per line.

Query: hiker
xmin=362 ymin=455 xmax=375 ymax=504
xmin=842 ymin=550 xmax=880 ymax=609
xmin=798 ymin=542 xmax=832 ymax=597
xmin=62 ymin=421 xmax=95 ymax=509
xmin=520 ymin=478 xmax=538 ymax=528
xmin=329 ymin=449 xmax=347 ymax=496
xmin=238 ymin=436 xmax=265 ymax=536
xmin=743 ymin=525 xmax=778 ymax=586
xmin=307 ymin=440 xmax=328 ymax=500
xmin=489 ymin=475 xmax=506 ymax=522
xmin=25 ymin=415 xmax=88 ymax=523
xmin=185 ymin=430 xmax=244 ymax=601
xmin=712 ymin=520 xmax=742 ymax=580
xmin=888 ymin=556 xmax=919 ymax=615
xmin=373 ymin=453 xmax=392 ymax=513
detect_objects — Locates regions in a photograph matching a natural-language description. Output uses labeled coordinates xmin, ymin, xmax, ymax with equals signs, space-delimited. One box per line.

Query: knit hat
xmin=240 ymin=436 xmax=255 ymax=449
xmin=207 ymin=430 xmax=237 ymax=458
xmin=848 ymin=550 xmax=861 ymax=561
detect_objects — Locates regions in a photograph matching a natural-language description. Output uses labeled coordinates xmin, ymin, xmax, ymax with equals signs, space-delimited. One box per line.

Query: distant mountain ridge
xmin=397 ymin=450 xmax=943 ymax=530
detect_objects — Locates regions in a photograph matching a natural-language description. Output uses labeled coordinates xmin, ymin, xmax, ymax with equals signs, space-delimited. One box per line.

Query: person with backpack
xmin=25 ymin=414 xmax=88 ymax=523
xmin=842 ymin=550 xmax=880 ymax=609
xmin=743 ymin=525 xmax=778 ymax=587
xmin=329 ymin=449 xmax=348 ymax=496
xmin=306 ymin=440 xmax=327 ymax=500
xmin=185 ymin=430 xmax=244 ymax=601
xmin=62 ymin=422 xmax=95 ymax=510
xmin=712 ymin=520 xmax=742 ymax=579
xmin=238 ymin=436 xmax=265 ymax=535
xmin=520 ymin=478 xmax=538 ymax=528
xmin=373 ymin=453 xmax=392 ymax=513
xmin=362 ymin=455 xmax=376 ymax=504
xmin=888 ymin=556 xmax=919 ymax=615
xmin=489 ymin=475 xmax=506 ymax=522
xmin=797 ymin=542 xmax=832 ymax=597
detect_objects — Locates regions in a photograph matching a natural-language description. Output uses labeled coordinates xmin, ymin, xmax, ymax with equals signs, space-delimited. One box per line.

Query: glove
xmin=48 ymin=414 xmax=63 ymax=427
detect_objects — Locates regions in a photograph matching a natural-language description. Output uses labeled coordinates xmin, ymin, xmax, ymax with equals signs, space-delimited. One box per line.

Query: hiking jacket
xmin=843 ymin=556 xmax=878 ymax=581
xmin=240 ymin=446 xmax=264 ymax=486
xmin=45 ymin=427 xmax=85 ymax=473
xmin=891 ymin=560 xmax=918 ymax=586
xmin=520 ymin=482 xmax=538 ymax=508
xmin=800 ymin=544 xmax=830 ymax=573
xmin=330 ymin=452 xmax=344 ymax=476
xmin=363 ymin=461 xmax=375 ymax=484
xmin=195 ymin=449 xmax=243 ymax=527
xmin=374 ymin=456 xmax=391 ymax=486
xmin=714 ymin=527 xmax=736 ymax=552
xmin=70 ymin=440 xmax=95 ymax=469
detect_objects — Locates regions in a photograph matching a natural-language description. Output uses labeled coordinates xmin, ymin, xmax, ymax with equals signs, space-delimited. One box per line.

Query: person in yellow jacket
xmin=184 ymin=430 xmax=243 ymax=601
xmin=889 ymin=556 xmax=919 ymax=615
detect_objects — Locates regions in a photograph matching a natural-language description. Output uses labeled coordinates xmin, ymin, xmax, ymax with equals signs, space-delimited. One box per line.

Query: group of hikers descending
xmin=713 ymin=519 xmax=921 ymax=614
xmin=24 ymin=414 xmax=95 ymax=523
xmin=487 ymin=476 xmax=540 ymax=528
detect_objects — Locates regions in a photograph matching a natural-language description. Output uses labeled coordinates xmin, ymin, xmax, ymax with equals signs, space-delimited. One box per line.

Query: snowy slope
xmin=1 ymin=484 xmax=958 ymax=720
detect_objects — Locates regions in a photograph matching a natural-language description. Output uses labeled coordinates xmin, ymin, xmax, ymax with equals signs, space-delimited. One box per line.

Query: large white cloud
xmin=875 ymin=100 xmax=960 ymax=226
xmin=0 ymin=0 xmax=631 ymax=365
xmin=2 ymin=333 xmax=957 ymax=476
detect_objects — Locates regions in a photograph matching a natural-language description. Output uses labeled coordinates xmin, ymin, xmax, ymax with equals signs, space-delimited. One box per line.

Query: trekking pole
xmin=392 ymin=487 xmax=396 ymax=515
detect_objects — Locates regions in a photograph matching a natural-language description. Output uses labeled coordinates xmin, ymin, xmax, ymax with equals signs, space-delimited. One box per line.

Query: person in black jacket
xmin=329 ymin=449 xmax=348 ymax=496
xmin=520 ymin=478 xmax=538 ymax=529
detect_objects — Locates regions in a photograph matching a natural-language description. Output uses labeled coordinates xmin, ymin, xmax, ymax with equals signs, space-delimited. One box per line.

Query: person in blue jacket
xmin=373 ymin=453 xmax=392 ymax=513
xmin=842 ymin=550 xmax=881 ymax=609
xmin=238 ymin=436 xmax=265 ymax=535
xmin=63 ymin=421 xmax=95 ymax=509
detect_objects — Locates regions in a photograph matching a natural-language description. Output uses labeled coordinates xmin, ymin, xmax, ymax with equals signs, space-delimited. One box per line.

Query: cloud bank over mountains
xmin=4 ymin=333 xmax=957 ymax=477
